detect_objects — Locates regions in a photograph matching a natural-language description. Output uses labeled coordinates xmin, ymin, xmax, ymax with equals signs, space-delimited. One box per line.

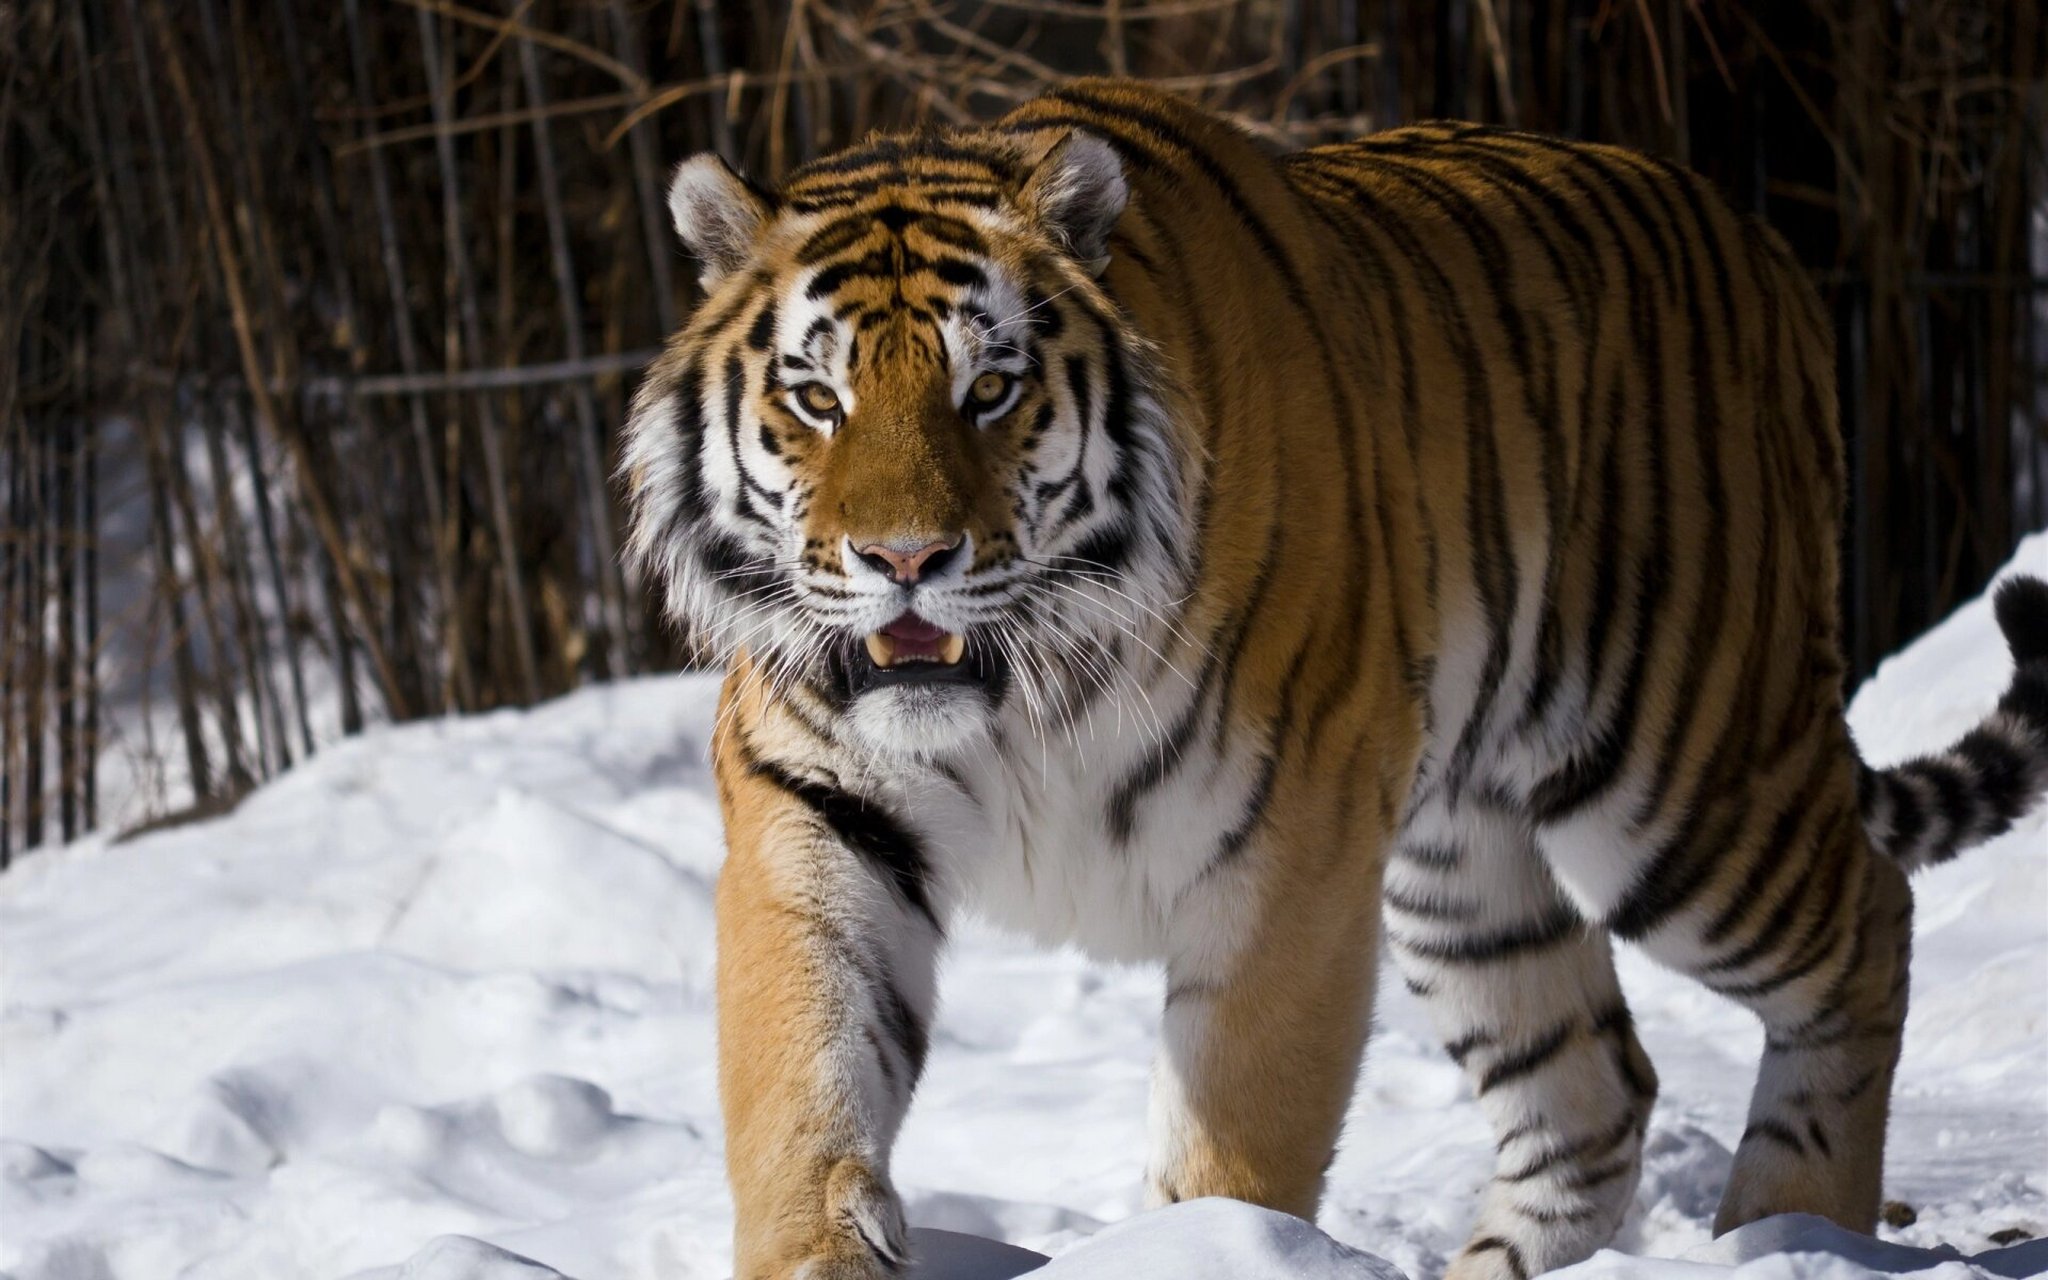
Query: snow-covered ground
xmin=4 ymin=535 xmax=2045 ymax=1280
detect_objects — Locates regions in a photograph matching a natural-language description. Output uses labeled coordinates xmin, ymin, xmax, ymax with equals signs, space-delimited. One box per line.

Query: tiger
xmin=620 ymin=78 xmax=2048 ymax=1280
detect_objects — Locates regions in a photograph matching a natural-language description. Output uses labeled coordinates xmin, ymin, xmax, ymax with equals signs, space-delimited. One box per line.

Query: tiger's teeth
xmin=865 ymin=633 xmax=896 ymax=668
xmin=939 ymin=633 xmax=966 ymax=665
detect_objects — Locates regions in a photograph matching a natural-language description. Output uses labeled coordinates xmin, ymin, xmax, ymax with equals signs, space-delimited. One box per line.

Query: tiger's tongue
xmin=882 ymin=613 xmax=947 ymax=659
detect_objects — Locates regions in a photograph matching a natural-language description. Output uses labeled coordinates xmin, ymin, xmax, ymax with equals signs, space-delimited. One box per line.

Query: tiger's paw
xmin=744 ymin=1159 xmax=910 ymax=1280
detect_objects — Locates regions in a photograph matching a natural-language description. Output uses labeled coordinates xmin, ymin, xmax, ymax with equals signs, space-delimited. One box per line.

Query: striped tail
xmin=1857 ymin=575 xmax=2048 ymax=873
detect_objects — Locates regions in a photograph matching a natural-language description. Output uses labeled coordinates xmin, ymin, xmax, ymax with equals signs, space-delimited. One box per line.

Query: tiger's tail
xmin=1856 ymin=575 xmax=2048 ymax=873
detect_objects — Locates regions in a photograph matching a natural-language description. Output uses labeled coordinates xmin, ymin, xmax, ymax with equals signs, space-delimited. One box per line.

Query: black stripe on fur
xmin=743 ymin=747 xmax=943 ymax=934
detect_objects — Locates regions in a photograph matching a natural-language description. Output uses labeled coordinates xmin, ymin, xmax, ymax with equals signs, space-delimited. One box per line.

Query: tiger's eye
xmin=968 ymin=371 xmax=1013 ymax=409
xmin=796 ymin=383 xmax=840 ymax=417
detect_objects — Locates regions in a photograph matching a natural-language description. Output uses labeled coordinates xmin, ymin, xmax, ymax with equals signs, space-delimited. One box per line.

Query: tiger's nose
xmin=856 ymin=537 xmax=962 ymax=584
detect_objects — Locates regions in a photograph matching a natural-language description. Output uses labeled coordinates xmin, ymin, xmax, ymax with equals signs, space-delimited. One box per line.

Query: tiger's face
xmin=624 ymin=130 xmax=1194 ymax=758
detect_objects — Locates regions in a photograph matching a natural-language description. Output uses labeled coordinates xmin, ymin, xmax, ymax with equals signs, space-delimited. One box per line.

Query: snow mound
xmin=1027 ymin=1198 xmax=1407 ymax=1278
xmin=1559 ymin=1213 xmax=2048 ymax=1279
xmin=391 ymin=1236 xmax=569 ymax=1280
xmin=3 ymin=541 xmax=2044 ymax=1279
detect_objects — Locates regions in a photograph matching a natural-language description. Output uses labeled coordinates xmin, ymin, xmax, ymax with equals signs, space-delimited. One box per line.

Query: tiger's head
xmin=623 ymin=128 xmax=1195 ymax=758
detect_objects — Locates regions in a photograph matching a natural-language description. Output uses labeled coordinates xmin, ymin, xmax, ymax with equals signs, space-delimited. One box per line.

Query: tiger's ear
xmin=1019 ymin=130 xmax=1127 ymax=276
xmin=668 ymin=153 xmax=773 ymax=289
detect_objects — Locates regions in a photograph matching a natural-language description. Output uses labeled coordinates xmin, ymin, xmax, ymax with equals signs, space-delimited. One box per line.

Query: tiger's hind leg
xmin=1678 ymin=816 xmax=1909 ymax=1235
xmin=1550 ymin=773 xmax=1911 ymax=1237
xmin=1388 ymin=794 xmax=1657 ymax=1280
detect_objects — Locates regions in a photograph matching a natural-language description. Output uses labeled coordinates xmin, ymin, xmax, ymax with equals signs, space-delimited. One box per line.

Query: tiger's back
xmin=624 ymin=79 xmax=2048 ymax=1280
xmin=1276 ymin=124 xmax=1860 ymax=937
xmin=992 ymin=93 xmax=1860 ymax=897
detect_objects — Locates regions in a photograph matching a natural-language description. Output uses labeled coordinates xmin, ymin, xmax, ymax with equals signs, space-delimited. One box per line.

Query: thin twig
xmin=390 ymin=0 xmax=645 ymax=92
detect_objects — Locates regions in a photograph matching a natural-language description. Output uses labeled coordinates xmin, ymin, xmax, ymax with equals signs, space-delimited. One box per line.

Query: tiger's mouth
xmin=864 ymin=613 xmax=966 ymax=669
xmin=836 ymin=612 xmax=1006 ymax=698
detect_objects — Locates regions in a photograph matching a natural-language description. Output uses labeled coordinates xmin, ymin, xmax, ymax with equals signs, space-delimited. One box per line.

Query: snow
xmin=3 ymin=534 xmax=2044 ymax=1280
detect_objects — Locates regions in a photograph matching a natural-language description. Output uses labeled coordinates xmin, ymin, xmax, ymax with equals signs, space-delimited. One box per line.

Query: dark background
xmin=4 ymin=0 xmax=2043 ymax=857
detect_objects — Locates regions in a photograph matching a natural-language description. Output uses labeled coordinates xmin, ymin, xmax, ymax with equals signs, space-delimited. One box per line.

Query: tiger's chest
xmin=910 ymin=685 xmax=1269 ymax=963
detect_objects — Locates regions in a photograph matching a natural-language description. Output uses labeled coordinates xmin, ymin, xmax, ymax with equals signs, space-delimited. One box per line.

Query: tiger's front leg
xmin=715 ymin=684 xmax=944 ymax=1279
xmin=1145 ymin=825 xmax=1385 ymax=1218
